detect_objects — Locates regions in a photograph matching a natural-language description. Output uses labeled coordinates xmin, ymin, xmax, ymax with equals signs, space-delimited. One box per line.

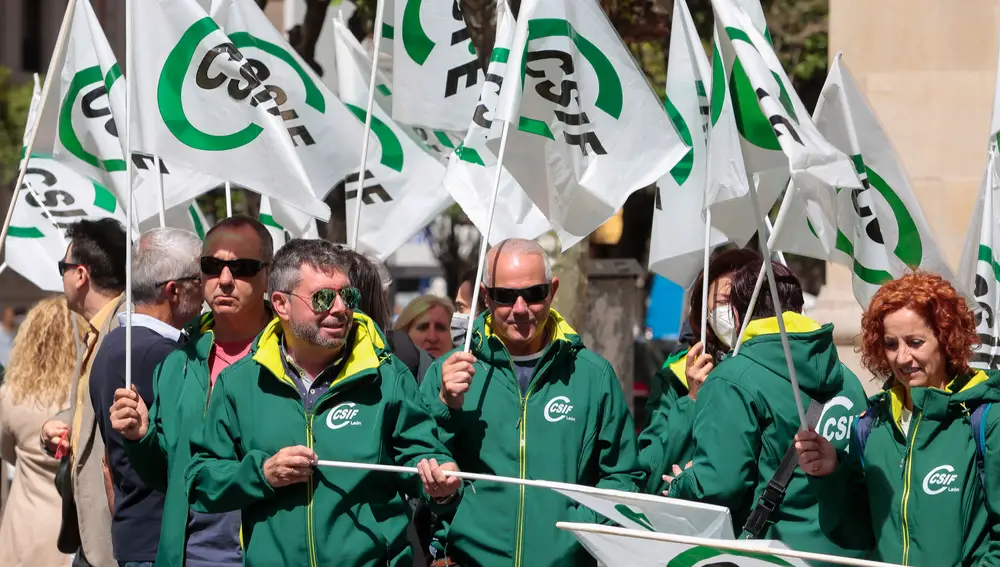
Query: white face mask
xmin=708 ymin=304 xmax=738 ymax=348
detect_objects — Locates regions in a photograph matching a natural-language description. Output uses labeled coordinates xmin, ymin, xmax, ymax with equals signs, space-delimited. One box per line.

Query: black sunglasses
xmin=486 ymin=283 xmax=551 ymax=305
xmin=200 ymin=257 xmax=267 ymax=278
xmin=58 ymin=260 xmax=82 ymax=276
xmin=281 ymin=287 xmax=361 ymax=312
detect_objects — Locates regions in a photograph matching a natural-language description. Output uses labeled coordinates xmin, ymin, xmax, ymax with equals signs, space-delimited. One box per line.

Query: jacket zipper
xmin=510 ymin=359 xmax=537 ymax=567
xmin=899 ymin=413 xmax=922 ymax=566
xmin=306 ymin=413 xmax=318 ymax=567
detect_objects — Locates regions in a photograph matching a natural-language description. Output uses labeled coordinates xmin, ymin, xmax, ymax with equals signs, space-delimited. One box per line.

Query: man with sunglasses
xmin=420 ymin=238 xmax=643 ymax=567
xmin=186 ymin=238 xmax=462 ymax=567
xmin=91 ymin=228 xmax=204 ymax=567
xmin=40 ymin=218 xmax=127 ymax=567
xmin=111 ymin=216 xmax=274 ymax=567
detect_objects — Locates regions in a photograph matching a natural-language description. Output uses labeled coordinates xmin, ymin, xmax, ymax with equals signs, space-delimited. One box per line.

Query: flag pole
xmin=349 ymin=0 xmax=386 ymax=251
xmin=156 ymin=155 xmax=166 ymax=227
xmin=463 ymin=120 xmax=512 ymax=353
xmin=225 ymin=181 xmax=233 ymax=218
xmin=733 ymin=178 xmax=795 ymax=356
xmin=748 ymin=182 xmax=807 ymax=429
xmin=699 ymin=211 xmax=711 ymax=346
xmin=125 ymin=0 xmax=134 ymax=390
xmin=0 ymin=0 xmax=79 ymax=260
xmin=0 ymin=262 xmax=7 ymax=277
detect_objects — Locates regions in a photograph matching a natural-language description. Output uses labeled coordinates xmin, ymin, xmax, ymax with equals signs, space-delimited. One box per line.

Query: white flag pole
xmin=463 ymin=120 xmax=512 ymax=353
xmin=0 ymin=0 xmax=78 ymax=259
xmin=733 ymin=181 xmax=795 ymax=356
xmin=556 ymin=523 xmax=906 ymax=567
xmin=349 ymin=0 xmax=386 ymax=250
xmin=225 ymin=181 xmax=233 ymax=218
xmin=749 ymin=183 xmax=807 ymax=429
xmin=156 ymin=155 xmax=167 ymax=227
xmin=0 ymin=262 xmax=7 ymax=278
xmin=699 ymin=211 xmax=711 ymax=346
xmin=125 ymin=0 xmax=134 ymax=390
xmin=764 ymin=216 xmax=787 ymax=265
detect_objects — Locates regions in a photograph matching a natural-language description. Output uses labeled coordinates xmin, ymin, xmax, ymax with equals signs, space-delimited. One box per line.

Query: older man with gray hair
xmin=419 ymin=238 xmax=644 ymax=567
xmin=90 ymin=227 xmax=204 ymax=566
xmin=185 ymin=238 xmax=462 ymax=567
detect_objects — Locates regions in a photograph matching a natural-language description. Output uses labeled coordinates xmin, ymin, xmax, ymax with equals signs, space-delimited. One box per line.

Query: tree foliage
xmin=0 ymin=68 xmax=37 ymax=186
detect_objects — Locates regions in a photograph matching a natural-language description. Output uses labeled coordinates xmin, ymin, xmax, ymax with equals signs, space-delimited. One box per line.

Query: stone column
xmin=821 ymin=0 xmax=1000 ymax=394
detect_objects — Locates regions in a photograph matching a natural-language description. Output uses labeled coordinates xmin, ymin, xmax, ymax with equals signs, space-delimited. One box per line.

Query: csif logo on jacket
xmin=922 ymin=465 xmax=960 ymax=495
xmin=544 ymin=396 xmax=576 ymax=423
xmin=816 ymin=396 xmax=857 ymax=442
xmin=326 ymin=402 xmax=362 ymax=430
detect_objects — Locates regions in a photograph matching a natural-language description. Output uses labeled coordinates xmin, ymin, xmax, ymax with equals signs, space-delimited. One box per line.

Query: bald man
xmin=419 ymin=238 xmax=643 ymax=567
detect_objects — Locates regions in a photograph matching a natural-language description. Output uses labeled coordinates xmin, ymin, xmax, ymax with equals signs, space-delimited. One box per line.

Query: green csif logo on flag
xmin=158 ymin=18 xmax=325 ymax=151
xmin=511 ymin=18 xmax=623 ymax=156
xmin=401 ymin=0 xmax=479 ymax=97
xmin=11 ymin=158 xmax=118 ymax=238
xmin=816 ymin=154 xmax=923 ymax=286
xmin=667 ymin=546 xmax=795 ymax=567
xmin=60 ymin=64 xmax=126 ymax=172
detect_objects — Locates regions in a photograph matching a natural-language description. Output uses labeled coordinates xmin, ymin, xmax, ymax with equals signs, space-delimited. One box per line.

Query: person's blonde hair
xmin=394 ymin=295 xmax=455 ymax=332
xmin=4 ymin=297 xmax=86 ymax=407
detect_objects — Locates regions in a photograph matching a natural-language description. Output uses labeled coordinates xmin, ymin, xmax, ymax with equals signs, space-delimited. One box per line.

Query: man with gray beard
xmin=185 ymin=238 xmax=462 ymax=567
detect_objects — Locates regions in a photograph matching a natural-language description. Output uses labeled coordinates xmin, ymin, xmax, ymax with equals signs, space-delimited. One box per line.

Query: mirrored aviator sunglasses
xmin=309 ymin=287 xmax=361 ymax=311
xmin=486 ymin=283 xmax=551 ymax=305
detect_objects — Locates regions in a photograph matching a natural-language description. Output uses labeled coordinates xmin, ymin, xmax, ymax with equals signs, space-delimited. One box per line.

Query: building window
xmin=22 ymin=0 xmax=43 ymax=72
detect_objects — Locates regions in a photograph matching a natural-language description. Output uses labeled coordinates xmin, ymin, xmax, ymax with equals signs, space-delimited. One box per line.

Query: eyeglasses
xmin=280 ymin=287 xmax=361 ymax=312
xmin=200 ymin=257 xmax=267 ymax=278
xmin=58 ymin=260 xmax=82 ymax=276
xmin=154 ymin=275 xmax=201 ymax=287
xmin=486 ymin=283 xmax=551 ymax=306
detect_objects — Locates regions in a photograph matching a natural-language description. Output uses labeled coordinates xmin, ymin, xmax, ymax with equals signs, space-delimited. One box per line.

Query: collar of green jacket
xmin=181 ymin=303 xmax=277 ymax=361
xmin=470 ymin=308 xmax=582 ymax=364
xmin=662 ymin=349 xmax=689 ymax=389
xmin=884 ymin=369 xmax=1000 ymax=421
xmin=735 ymin=311 xmax=846 ymax=397
xmin=251 ymin=311 xmax=388 ymax=388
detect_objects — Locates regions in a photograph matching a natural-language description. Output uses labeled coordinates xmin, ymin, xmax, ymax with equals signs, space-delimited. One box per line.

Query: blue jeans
xmin=119 ymin=562 xmax=155 ymax=567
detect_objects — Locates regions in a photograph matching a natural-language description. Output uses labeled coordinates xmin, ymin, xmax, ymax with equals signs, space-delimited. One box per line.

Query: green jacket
xmin=419 ymin=309 xmax=644 ymax=567
xmin=669 ymin=312 xmax=871 ymax=559
xmin=638 ymin=349 xmax=696 ymax=495
xmin=123 ymin=312 xmax=234 ymax=567
xmin=843 ymin=370 xmax=1000 ymax=566
xmin=185 ymin=314 xmax=457 ymax=567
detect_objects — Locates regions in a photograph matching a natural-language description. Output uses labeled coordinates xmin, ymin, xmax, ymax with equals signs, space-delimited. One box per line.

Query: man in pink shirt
xmin=111 ymin=216 xmax=274 ymax=567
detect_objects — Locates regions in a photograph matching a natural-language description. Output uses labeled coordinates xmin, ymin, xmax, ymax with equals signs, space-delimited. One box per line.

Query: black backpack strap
xmin=742 ymin=399 xmax=825 ymax=539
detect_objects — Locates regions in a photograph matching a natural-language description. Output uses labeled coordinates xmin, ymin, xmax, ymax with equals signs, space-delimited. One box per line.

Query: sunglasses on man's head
xmin=58 ymin=260 xmax=82 ymax=277
xmin=486 ymin=283 xmax=551 ymax=306
xmin=282 ymin=287 xmax=361 ymax=312
xmin=200 ymin=257 xmax=267 ymax=278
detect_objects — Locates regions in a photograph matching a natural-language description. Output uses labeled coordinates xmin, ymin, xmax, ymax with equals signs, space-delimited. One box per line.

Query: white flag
xmin=130 ymin=0 xmax=334 ymax=226
xmin=958 ymin=150 xmax=1000 ymax=370
xmin=561 ymin=523 xmax=812 ymax=567
xmin=648 ymin=0 xmax=729 ymax=287
xmin=9 ymin=156 xmax=126 ymax=292
xmin=771 ymin=54 xmax=961 ymax=308
xmin=707 ymin=0 xmax=857 ymax=247
xmin=442 ymin=0 xmax=557 ymax=245
xmin=137 ymin=198 xmax=212 ymax=239
xmin=31 ymin=0 xmax=129 ymax=202
xmin=489 ymin=0 xmax=688 ymax=246
xmin=391 ymin=0 xmax=483 ymax=131
xmin=332 ymin=18 xmax=453 ymax=260
xmin=549 ymin=485 xmax=733 ymax=539
xmin=258 ymin=196 xmax=289 ymax=250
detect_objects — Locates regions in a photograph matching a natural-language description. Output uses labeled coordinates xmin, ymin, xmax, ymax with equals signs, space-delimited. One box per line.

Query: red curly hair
xmin=859 ymin=272 xmax=979 ymax=380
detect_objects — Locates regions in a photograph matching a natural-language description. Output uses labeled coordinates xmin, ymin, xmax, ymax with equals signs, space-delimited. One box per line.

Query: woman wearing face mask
xmin=638 ymin=248 xmax=760 ymax=495
xmin=666 ymin=258 xmax=871 ymax=561
xmin=795 ymin=272 xmax=1000 ymax=566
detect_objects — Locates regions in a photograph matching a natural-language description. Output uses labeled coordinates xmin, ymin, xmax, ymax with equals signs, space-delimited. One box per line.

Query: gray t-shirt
xmin=510 ymin=351 xmax=544 ymax=393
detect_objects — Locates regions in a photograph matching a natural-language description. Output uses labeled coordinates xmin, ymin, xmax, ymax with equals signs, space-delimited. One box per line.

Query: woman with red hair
xmin=795 ymin=272 xmax=1000 ymax=566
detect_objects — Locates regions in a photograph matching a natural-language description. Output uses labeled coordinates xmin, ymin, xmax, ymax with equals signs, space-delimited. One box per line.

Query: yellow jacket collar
xmin=888 ymin=370 xmax=990 ymax=425
xmin=482 ymin=308 xmax=579 ymax=348
xmin=669 ymin=356 xmax=689 ymax=389
xmin=740 ymin=312 xmax=822 ymax=344
xmin=253 ymin=313 xmax=386 ymax=388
